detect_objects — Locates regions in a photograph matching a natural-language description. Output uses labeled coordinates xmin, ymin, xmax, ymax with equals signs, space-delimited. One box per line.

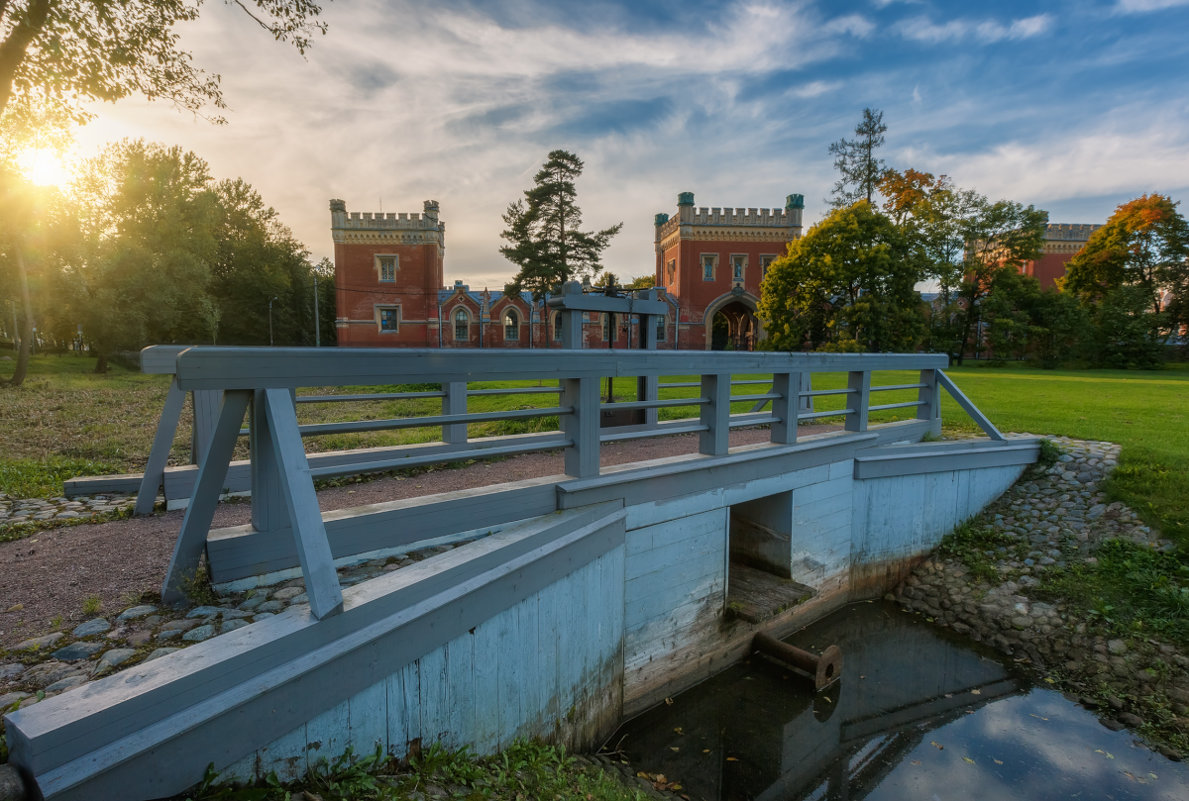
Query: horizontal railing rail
xmin=147 ymin=346 xmax=1012 ymax=618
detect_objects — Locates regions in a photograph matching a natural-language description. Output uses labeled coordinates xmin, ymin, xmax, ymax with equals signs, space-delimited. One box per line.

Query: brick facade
xmin=1020 ymin=223 xmax=1101 ymax=290
xmin=331 ymin=192 xmax=803 ymax=351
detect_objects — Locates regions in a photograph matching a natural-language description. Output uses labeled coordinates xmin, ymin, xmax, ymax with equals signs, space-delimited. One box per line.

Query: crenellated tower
xmin=330 ymin=199 xmax=446 ymax=346
xmin=654 ymin=191 xmax=804 ymax=349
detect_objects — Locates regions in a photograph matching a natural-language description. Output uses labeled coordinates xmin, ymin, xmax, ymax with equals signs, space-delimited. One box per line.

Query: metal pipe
xmin=753 ymin=631 xmax=842 ymax=690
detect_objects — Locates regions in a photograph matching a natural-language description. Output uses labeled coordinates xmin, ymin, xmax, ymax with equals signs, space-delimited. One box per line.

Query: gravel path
xmin=0 ymin=426 xmax=809 ymax=653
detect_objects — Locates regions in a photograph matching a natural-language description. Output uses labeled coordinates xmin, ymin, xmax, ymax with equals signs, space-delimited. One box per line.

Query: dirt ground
xmin=1 ymin=427 xmax=823 ymax=651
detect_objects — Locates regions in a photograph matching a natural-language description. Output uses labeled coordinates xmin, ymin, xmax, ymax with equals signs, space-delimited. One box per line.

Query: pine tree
xmin=828 ymin=108 xmax=888 ymax=209
xmin=500 ymin=150 xmax=622 ymax=301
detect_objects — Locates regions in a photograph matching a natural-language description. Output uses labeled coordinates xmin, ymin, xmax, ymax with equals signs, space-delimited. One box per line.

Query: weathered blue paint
xmin=6 ymin=348 xmax=1045 ymax=801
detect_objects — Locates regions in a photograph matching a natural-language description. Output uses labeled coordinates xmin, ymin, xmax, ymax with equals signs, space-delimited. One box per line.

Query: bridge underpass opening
xmin=726 ymin=492 xmax=815 ymax=623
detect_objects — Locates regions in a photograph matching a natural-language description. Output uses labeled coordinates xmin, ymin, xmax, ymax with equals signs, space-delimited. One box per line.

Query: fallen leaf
xmin=670 ymin=747 xmax=680 ymax=752
xmin=726 ymin=756 xmax=739 ymax=762
xmin=963 ymin=756 xmax=975 ymax=765
xmin=931 ymin=741 xmax=944 ymax=750
xmin=702 ymin=749 xmax=711 ymax=754
xmin=1044 ymin=677 xmax=1056 ymax=684
xmin=665 ymin=697 xmax=674 ymax=706
xmin=673 ymin=727 xmax=684 ymax=735
xmin=993 ymin=759 xmax=1004 ymax=765
xmin=1029 ymin=713 xmax=1049 ymax=721
xmin=910 ymin=760 xmax=922 ymax=766
xmin=970 ymin=689 xmax=981 ymax=696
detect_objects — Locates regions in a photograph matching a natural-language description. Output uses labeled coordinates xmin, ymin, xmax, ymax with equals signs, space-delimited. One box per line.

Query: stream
xmin=610 ymin=601 xmax=1188 ymax=801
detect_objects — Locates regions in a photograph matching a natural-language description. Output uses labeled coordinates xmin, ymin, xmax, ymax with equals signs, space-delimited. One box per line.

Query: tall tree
xmin=759 ymin=201 xmax=923 ymax=352
xmin=1063 ymin=194 xmax=1189 ymax=326
xmin=828 ymin=107 xmax=888 ymax=209
xmin=500 ymin=150 xmax=622 ymax=301
xmin=0 ymin=0 xmax=326 ymax=123
xmin=71 ymin=140 xmax=219 ymax=370
xmin=952 ymin=199 xmax=1047 ymax=363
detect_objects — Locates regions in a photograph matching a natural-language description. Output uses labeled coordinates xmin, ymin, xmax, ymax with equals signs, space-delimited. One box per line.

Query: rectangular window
xmin=666 ymin=259 xmax=676 ymax=286
xmin=732 ymin=255 xmax=746 ymax=281
xmin=656 ymin=314 xmax=666 ymax=342
xmin=378 ymin=306 xmax=399 ymax=332
xmin=760 ymin=255 xmax=776 ymax=280
xmin=702 ymin=254 xmax=717 ymax=281
xmin=377 ymin=255 xmax=397 ymax=282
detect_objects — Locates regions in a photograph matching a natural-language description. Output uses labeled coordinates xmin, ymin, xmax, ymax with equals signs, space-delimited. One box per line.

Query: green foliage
xmin=1038 ymin=540 xmax=1189 ymax=646
xmin=184 ymin=741 xmax=648 ymax=801
xmin=500 ymin=150 xmax=623 ymax=301
xmin=936 ymin=520 xmax=1020 ymax=582
xmin=0 ymin=1 xmax=327 ymax=125
xmin=0 ymin=455 xmax=121 ymax=498
xmin=980 ymin=268 xmax=1088 ymax=367
xmin=1085 ymin=285 xmax=1166 ymax=369
xmin=828 ymin=107 xmax=888 ymax=208
xmin=759 ymin=201 xmax=923 ymax=352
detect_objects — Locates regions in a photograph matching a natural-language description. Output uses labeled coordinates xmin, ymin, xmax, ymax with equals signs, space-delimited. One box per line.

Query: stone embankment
xmin=893 ymin=436 xmax=1189 ymax=759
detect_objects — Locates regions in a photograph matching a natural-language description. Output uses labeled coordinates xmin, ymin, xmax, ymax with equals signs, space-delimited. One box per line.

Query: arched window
xmin=504 ymin=308 xmax=520 ymax=342
xmin=453 ymin=308 xmax=470 ymax=341
xmin=656 ymin=313 xmax=667 ymax=343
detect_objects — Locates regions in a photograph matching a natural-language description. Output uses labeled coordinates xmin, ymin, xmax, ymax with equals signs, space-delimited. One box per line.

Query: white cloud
xmin=895 ymin=13 xmax=1053 ymax=44
xmin=1113 ymin=0 xmax=1189 ymax=12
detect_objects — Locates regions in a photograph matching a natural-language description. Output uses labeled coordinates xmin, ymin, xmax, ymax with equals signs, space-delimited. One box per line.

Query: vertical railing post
xmin=191 ymin=389 xmax=223 ymax=466
xmin=700 ymin=372 xmax=731 ymax=455
xmin=916 ymin=368 xmax=940 ymax=424
xmin=442 ymin=381 xmax=467 ymax=445
xmin=250 ymin=390 xmax=288 ymax=539
xmin=845 ymin=370 xmax=870 ymax=432
xmin=769 ymin=371 xmax=801 ymax=445
xmin=641 ymin=308 xmax=660 ymax=428
xmin=561 ymin=376 xmax=600 ymax=478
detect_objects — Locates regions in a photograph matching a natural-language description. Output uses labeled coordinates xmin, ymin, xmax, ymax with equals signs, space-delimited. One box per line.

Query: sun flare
xmin=16 ymin=147 xmax=72 ymax=187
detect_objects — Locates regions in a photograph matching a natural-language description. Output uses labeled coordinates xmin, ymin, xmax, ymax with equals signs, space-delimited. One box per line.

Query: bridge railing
xmin=159 ymin=347 xmax=1004 ymax=617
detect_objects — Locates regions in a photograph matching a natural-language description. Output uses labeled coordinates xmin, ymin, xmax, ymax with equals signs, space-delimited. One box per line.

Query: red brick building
xmin=1020 ymin=223 xmax=1101 ymax=289
xmin=331 ymin=192 xmax=804 ymax=350
xmin=653 ymin=192 xmax=803 ymax=349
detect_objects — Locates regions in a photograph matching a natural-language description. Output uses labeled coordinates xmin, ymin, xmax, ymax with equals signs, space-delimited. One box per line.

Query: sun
xmin=16 ymin=146 xmax=72 ymax=187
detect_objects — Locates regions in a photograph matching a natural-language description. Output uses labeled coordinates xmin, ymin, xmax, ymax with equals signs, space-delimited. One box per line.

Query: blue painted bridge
xmin=5 ymin=348 xmax=1038 ymax=801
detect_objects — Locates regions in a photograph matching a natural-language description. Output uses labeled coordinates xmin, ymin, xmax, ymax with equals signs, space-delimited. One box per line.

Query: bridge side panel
xmin=215 ymin=545 xmax=626 ymax=784
xmin=622 ymin=507 xmax=728 ymax=711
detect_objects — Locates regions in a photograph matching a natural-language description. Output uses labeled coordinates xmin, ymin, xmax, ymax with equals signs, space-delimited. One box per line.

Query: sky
xmin=65 ymin=0 xmax=1189 ymax=289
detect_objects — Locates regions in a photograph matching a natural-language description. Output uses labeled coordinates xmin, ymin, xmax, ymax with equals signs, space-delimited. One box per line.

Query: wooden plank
xmin=161 ymin=390 xmax=250 ymax=605
xmin=262 ymin=389 xmax=343 ymax=619
xmin=206 ymin=478 xmax=559 ymax=583
xmin=385 ymin=664 xmax=410 ymax=758
xmin=845 ymin=370 xmax=870 ymax=432
xmin=470 ymin=614 xmax=501 ymax=754
xmin=937 ymin=369 xmax=1005 ymax=441
xmin=173 ymin=347 xmax=949 ymax=391
xmin=304 ymin=698 xmax=349 ymax=773
xmin=769 ymin=372 xmax=799 ymax=445
xmin=191 ymin=389 xmax=223 ymax=466
xmin=347 ymin=679 xmax=388 ymax=759
xmin=698 ymin=373 xmax=729 ymax=456
xmin=561 ymin=376 xmax=600 ymax=478
xmin=853 ymin=439 xmax=1038 ymax=479
xmin=135 ymin=378 xmax=186 ymax=516
xmin=138 ymin=345 xmax=189 ymax=375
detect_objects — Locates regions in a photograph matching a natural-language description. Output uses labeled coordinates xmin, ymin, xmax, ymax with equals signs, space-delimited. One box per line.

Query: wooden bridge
xmin=5 ymin=347 xmax=1038 ymax=801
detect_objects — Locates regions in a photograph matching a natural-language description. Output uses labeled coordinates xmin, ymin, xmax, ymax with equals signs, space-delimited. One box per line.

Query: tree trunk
xmin=4 ymin=245 xmax=34 ymax=387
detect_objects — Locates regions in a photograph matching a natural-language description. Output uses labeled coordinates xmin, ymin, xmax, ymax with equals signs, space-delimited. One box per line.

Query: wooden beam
xmin=161 ymin=391 xmax=250 ymax=605
xmin=262 ymin=389 xmax=344 ymax=619
xmin=134 ymin=378 xmax=186 ymax=516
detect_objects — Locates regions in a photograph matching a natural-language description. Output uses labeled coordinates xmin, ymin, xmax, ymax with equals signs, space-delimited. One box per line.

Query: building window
xmin=376 ymin=255 xmax=397 ymax=282
xmin=504 ymin=308 xmax=520 ymax=341
xmin=701 ymin=254 xmax=717 ymax=281
xmin=760 ymin=255 xmax=776 ymax=280
xmin=656 ymin=314 xmax=667 ymax=342
xmin=731 ymin=254 xmax=746 ymax=281
xmin=602 ymin=313 xmax=611 ymax=342
xmin=453 ymin=308 xmax=470 ymax=341
xmin=551 ymin=311 xmax=563 ymax=341
xmin=666 ymin=259 xmax=676 ymax=286
xmin=377 ymin=305 xmax=399 ymax=332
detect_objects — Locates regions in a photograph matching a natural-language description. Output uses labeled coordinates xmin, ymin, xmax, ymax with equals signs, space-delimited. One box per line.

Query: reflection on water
xmin=610 ymin=602 xmax=1189 ymax=801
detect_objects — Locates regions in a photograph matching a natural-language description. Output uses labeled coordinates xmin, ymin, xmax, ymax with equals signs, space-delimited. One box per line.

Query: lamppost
xmin=268 ymin=296 xmax=278 ymax=346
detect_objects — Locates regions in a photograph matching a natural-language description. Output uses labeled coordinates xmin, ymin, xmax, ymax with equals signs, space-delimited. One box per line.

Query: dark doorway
xmin=710 ymin=301 xmax=758 ymax=351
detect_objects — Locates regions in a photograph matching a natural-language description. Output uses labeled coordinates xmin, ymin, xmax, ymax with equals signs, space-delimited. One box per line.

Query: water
xmin=610 ymin=601 xmax=1188 ymax=801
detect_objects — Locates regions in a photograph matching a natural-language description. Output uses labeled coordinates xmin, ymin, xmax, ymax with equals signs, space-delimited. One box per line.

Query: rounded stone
xmin=116 ymin=604 xmax=158 ymax=622
xmin=51 ymin=641 xmax=106 ymax=662
xmin=72 ymin=617 xmax=111 ymax=638
xmin=183 ymin=624 xmax=216 ymax=642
